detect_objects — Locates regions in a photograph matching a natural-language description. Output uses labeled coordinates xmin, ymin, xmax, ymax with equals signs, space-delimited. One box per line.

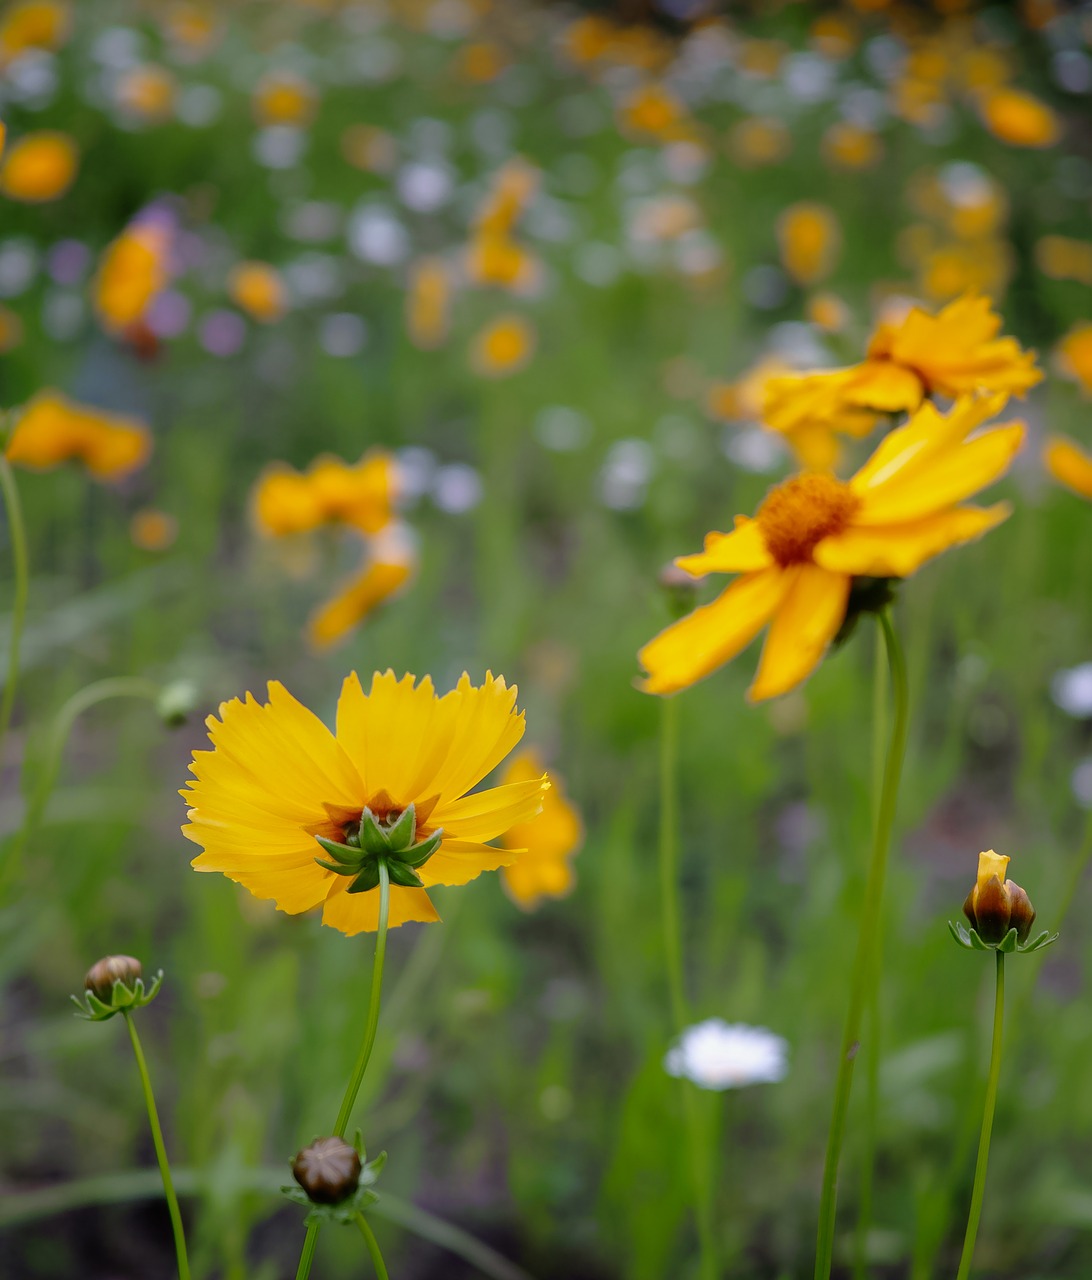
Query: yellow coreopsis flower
xmin=1043 ymin=436 xmax=1092 ymax=501
xmin=980 ymin=88 xmax=1060 ymax=148
xmin=0 ymin=0 xmax=70 ymax=62
xmin=6 ymin=390 xmax=152 ymax=481
xmin=229 ymin=261 xmax=288 ymax=323
xmin=94 ymin=219 xmax=171 ymax=333
xmin=764 ymin=294 xmax=1040 ymax=466
xmin=0 ymin=130 xmax=78 ymax=202
xmin=252 ymin=452 xmax=397 ymax=537
xmin=639 ymin=393 xmax=1023 ymax=701
xmin=777 ymin=203 xmax=841 ymax=287
xmin=252 ymin=70 xmax=317 ymax=127
xmin=470 ymin=314 xmax=535 ymax=377
xmin=182 ymin=671 xmax=549 ymax=934
xmin=499 ymin=749 xmax=582 ymax=910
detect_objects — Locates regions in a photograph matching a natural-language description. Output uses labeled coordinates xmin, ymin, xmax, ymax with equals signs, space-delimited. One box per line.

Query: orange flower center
xmin=756 ymin=473 xmax=859 ymax=566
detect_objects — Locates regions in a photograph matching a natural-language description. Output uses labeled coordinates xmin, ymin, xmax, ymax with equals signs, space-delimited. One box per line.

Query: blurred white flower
xmin=1053 ymin=663 xmax=1092 ymax=718
xmin=665 ymin=1019 xmax=789 ymax=1090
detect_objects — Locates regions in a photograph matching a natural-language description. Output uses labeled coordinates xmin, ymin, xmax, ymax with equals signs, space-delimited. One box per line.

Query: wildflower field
xmin=3 ymin=1 xmax=1092 ymax=1277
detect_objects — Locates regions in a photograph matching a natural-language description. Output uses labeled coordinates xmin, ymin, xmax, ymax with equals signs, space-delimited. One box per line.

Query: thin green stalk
xmin=815 ymin=608 xmax=909 ymax=1280
xmin=659 ymin=697 xmax=717 ymax=1280
xmin=0 ymin=455 xmax=29 ymax=768
xmin=1 ymin=676 xmax=160 ymax=893
xmin=122 ymin=1011 xmax=190 ymax=1280
xmin=955 ymin=952 xmax=1006 ymax=1280
xmin=854 ymin=630 xmax=890 ymax=1280
xmin=356 ymin=1213 xmax=391 ymax=1280
xmin=295 ymin=858 xmax=391 ymax=1280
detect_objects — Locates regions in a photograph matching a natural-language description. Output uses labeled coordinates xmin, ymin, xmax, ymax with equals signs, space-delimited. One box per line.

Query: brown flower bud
xmin=1006 ymin=881 xmax=1036 ymax=944
xmin=962 ymin=850 xmax=1039 ymax=947
xmin=85 ymin=955 xmax=142 ymax=1003
xmin=971 ymin=875 xmax=1011 ymax=944
xmin=291 ymin=1137 xmax=362 ymax=1205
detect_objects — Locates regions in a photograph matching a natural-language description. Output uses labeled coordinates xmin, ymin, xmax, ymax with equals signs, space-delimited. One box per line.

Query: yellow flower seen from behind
xmin=500 ymin=749 xmax=582 ymax=911
xmin=639 ymin=394 xmax=1023 ymax=701
xmin=182 ymin=671 xmax=550 ymax=934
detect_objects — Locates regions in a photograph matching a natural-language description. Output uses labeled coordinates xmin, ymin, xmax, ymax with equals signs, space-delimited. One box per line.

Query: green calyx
xmin=314 ymin=802 xmax=442 ymax=893
xmin=71 ymin=970 xmax=164 ymax=1021
xmin=948 ymin=920 xmax=1059 ymax=954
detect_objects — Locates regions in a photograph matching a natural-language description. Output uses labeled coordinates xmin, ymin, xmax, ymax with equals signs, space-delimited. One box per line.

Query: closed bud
xmin=85 ymin=955 xmax=142 ymax=1003
xmin=961 ymin=849 xmax=1040 ymax=948
xmin=292 ymin=1137 xmax=362 ymax=1205
xmin=1006 ymin=882 xmax=1036 ymax=944
xmin=970 ymin=875 xmax=1011 ymax=944
xmin=156 ymin=679 xmax=198 ymax=728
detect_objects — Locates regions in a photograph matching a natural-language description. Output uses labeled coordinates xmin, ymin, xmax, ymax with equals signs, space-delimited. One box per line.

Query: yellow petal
xmin=638 ymin=567 xmax=789 ymax=695
xmin=432 ymin=774 xmax=548 ymax=841
xmin=424 ymin=673 xmax=527 ymax=806
xmin=502 ymin=855 xmax=575 ymax=911
xmin=189 ymin=848 xmax=332 ymax=915
xmin=308 ymin=559 xmax=413 ymax=650
xmin=417 ymin=839 xmax=518 ymax=887
xmin=976 ymin=849 xmax=1010 ymax=894
xmin=321 ymin=880 xmax=441 ymax=934
xmin=675 ymin=518 xmax=773 ymax=576
xmin=748 ymin=565 xmax=850 ymax=702
xmin=814 ymin=503 xmax=1010 ymax=577
xmin=334 ymin=671 xmax=443 ymax=806
xmin=1044 ymin=435 xmax=1092 ymax=500
xmin=845 ymin=359 xmax=924 ymax=413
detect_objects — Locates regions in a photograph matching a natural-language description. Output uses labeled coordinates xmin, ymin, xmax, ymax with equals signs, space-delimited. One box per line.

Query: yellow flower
xmin=499 ymin=749 xmax=582 ymax=911
xmin=308 ymin=542 xmax=416 ymax=650
xmin=618 ymin=83 xmax=687 ymax=140
xmin=182 ymin=671 xmax=550 ymax=934
xmin=162 ymin=4 xmax=220 ymax=57
xmin=705 ymin=356 xmax=793 ymax=424
xmin=229 ymin=261 xmax=288 ymax=323
xmin=130 ymin=508 xmax=178 ymax=551
xmin=639 ymin=394 xmax=1023 ymax=701
xmin=473 ymin=158 xmax=539 ymax=239
xmin=821 ymin=121 xmax=882 ymax=171
xmin=1043 ymin=436 xmax=1092 ymax=500
xmin=1056 ymin=323 xmax=1092 ymax=396
xmin=455 ymin=40 xmax=506 ymax=84
xmin=6 ymin=390 xmax=152 ymax=481
xmin=405 ymin=257 xmax=452 ymax=350
xmin=962 ymin=849 xmax=1036 ymax=946
xmin=0 ymin=0 xmax=70 ymax=62
xmin=465 ymin=235 xmax=540 ymax=292
xmin=115 ymin=64 xmax=177 ymax=123
xmin=470 ymin=314 xmax=535 ymax=378
xmin=0 ymin=131 xmax=78 ymax=202
xmin=777 ymin=202 xmax=841 ymax=287
xmin=807 ymin=292 xmax=850 ymax=334
xmin=981 ymin=88 xmax=1060 ymax=148
xmin=1035 ymin=236 xmax=1092 ymax=287
xmin=728 ymin=116 xmax=790 ymax=168
xmin=252 ymin=70 xmax=317 ymax=127
xmin=94 ymin=219 xmax=171 ymax=333
xmin=340 ymin=124 xmax=397 ymax=174
xmin=252 ymin=452 xmax=397 ymax=537
xmin=764 ymin=294 xmax=1040 ymax=465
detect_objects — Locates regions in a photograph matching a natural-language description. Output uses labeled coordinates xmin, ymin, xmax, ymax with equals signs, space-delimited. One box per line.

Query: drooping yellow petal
xmin=190 ymin=849 xmax=333 ymax=915
xmin=638 ymin=567 xmax=790 ymax=695
xmin=675 ymin=518 xmax=774 ymax=576
xmin=432 ymin=774 xmax=548 ymax=840
xmin=418 ymin=839 xmax=519 ymax=887
xmin=308 ymin=559 xmax=413 ymax=651
xmin=321 ymin=881 xmax=441 ymax=934
xmin=814 ymin=504 xmax=1010 ymax=577
xmin=747 ymin=565 xmax=850 ymax=702
xmin=1044 ymin=435 xmax=1092 ymax=500
xmin=499 ymin=750 xmax=582 ymax=911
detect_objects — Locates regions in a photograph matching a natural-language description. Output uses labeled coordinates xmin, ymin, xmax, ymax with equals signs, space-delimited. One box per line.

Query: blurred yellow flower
xmin=470 ymin=315 xmax=535 ymax=378
xmin=229 ymin=261 xmax=288 ymax=323
xmin=822 ymin=121 xmax=882 ymax=171
xmin=162 ymin=3 xmax=220 ymax=57
xmin=618 ymin=83 xmax=687 ymax=140
xmin=252 ymin=70 xmax=317 ymax=127
xmin=728 ymin=116 xmax=790 ymax=168
xmin=7 ymin=390 xmax=152 ymax=482
xmin=1035 ymin=236 xmax=1092 ymax=287
xmin=0 ymin=131 xmax=78 ymax=202
xmin=807 ymin=292 xmax=850 ymax=334
xmin=466 ymin=235 xmax=540 ymax=292
xmin=500 ymin=749 xmax=582 ymax=910
xmin=981 ymin=88 xmax=1060 ymax=148
xmin=130 ymin=508 xmax=179 ymax=551
xmin=308 ymin=550 xmax=415 ymax=650
xmin=1056 ymin=323 xmax=1092 ymax=396
xmin=639 ymin=394 xmax=1023 ymax=701
xmin=474 ymin=158 xmax=539 ymax=239
xmin=706 ymin=356 xmax=793 ymax=424
xmin=94 ymin=218 xmax=171 ymax=333
xmin=252 ymin=452 xmax=397 ymax=537
xmin=764 ymin=294 xmax=1040 ymax=466
xmin=1043 ymin=436 xmax=1092 ymax=501
xmin=405 ymin=257 xmax=452 ymax=350
xmin=777 ymin=203 xmax=841 ymax=287
xmin=182 ymin=671 xmax=549 ymax=934
xmin=116 ymin=64 xmax=177 ymax=123
xmin=0 ymin=0 xmax=69 ymax=62
xmin=455 ymin=40 xmax=506 ymax=84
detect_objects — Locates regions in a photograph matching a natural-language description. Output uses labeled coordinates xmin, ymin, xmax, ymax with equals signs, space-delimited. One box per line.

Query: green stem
xmin=0 ymin=455 xmax=29 ymax=768
xmin=1 ymin=676 xmax=160 ymax=893
xmin=814 ymin=608 xmax=910 ymax=1280
xmin=659 ymin=697 xmax=717 ymax=1280
xmin=955 ymin=951 xmax=1006 ymax=1280
xmin=122 ymin=1012 xmax=190 ymax=1280
xmin=295 ymin=858 xmax=391 ymax=1280
xmin=356 ymin=1213 xmax=391 ymax=1280
xmin=853 ymin=630 xmax=890 ymax=1280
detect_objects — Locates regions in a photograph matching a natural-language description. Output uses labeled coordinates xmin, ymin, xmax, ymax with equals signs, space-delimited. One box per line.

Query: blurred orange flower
xmin=470 ymin=315 xmax=535 ymax=378
xmin=980 ymin=88 xmax=1060 ymax=148
xmin=94 ymin=217 xmax=171 ymax=334
xmin=0 ymin=0 xmax=70 ymax=62
xmin=130 ymin=508 xmax=179 ymax=551
xmin=405 ymin=257 xmax=452 ymax=350
xmin=252 ymin=70 xmax=317 ymax=127
xmin=500 ymin=749 xmax=582 ymax=911
xmin=229 ymin=261 xmax=288 ymax=323
xmin=116 ymin=65 xmax=177 ymax=123
xmin=252 ymin=452 xmax=397 ymax=537
xmin=1056 ymin=323 xmax=1092 ymax=396
xmin=1043 ymin=437 xmax=1092 ymax=501
xmin=618 ymin=83 xmax=687 ymax=141
xmin=7 ymin=391 xmax=152 ymax=481
xmin=777 ymin=203 xmax=841 ymax=287
xmin=728 ymin=116 xmax=790 ymax=168
xmin=308 ymin=547 xmax=416 ymax=650
xmin=0 ymin=131 xmax=78 ymax=202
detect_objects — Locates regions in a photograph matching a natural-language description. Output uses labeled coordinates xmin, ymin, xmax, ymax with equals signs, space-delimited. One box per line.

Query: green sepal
xmin=385 ymin=803 xmax=416 ymax=852
xmin=948 ymin=920 xmax=1060 ymax=955
xmin=358 ymin=809 xmax=391 ymax=857
xmin=314 ymin=836 xmax=363 ymax=867
xmin=998 ymin=927 xmax=1019 ymax=953
xmin=386 ymin=860 xmax=424 ymax=888
xmin=72 ymin=970 xmax=164 ymax=1021
xmin=399 ymin=828 xmax=443 ymax=868
xmin=348 ymin=862 xmax=383 ymax=894
xmin=314 ymin=856 xmax=358 ymax=876
xmin=1018 ymin=929 xmax=1059 ymax=953
xmin=948 ymin=920 xmax=973 ymax=948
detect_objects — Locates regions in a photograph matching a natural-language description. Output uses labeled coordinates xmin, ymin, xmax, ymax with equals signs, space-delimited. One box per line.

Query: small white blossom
xmin=665 ymin=1019 xmax=789 ymax=1091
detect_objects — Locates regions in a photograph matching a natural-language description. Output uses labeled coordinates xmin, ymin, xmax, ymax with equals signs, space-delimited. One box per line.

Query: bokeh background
xmin=2 ymin=0 xmax=1092 ymax=1277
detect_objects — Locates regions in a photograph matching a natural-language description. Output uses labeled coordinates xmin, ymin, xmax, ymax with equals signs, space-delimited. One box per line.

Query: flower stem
xmin=122 ymin=1011 xmax=190 ymax=1280
xmin=0 ymin=454 xmax=29 ymax=768
xmin=659 ymin=697 xmax=717 ymax=1280
xmin=295 ymin=858 xmax=391 ymax=1280
xmin=356 ymin=1213 xmax=391 ymax=1280
xmin=955 ymin=951 xmax=1006 ymax=1280
xmin=814 ymin=607 xmax=909 ymax=1280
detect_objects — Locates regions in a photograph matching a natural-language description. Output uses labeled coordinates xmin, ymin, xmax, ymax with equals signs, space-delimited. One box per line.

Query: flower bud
xmin=292 ymin=1137 xmax=362 ymax=1205
xmin=156 ymin=679 xmax=199 ymax=728
xmin=962 ymin=849 xmax=1037 ymax=946
xmin=85 ymin=955 xmax=142 ymax=1003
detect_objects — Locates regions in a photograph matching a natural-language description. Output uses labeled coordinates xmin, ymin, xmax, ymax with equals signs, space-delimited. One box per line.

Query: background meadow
xmin=2 ymin=1 xmax=1092 ymax=1276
